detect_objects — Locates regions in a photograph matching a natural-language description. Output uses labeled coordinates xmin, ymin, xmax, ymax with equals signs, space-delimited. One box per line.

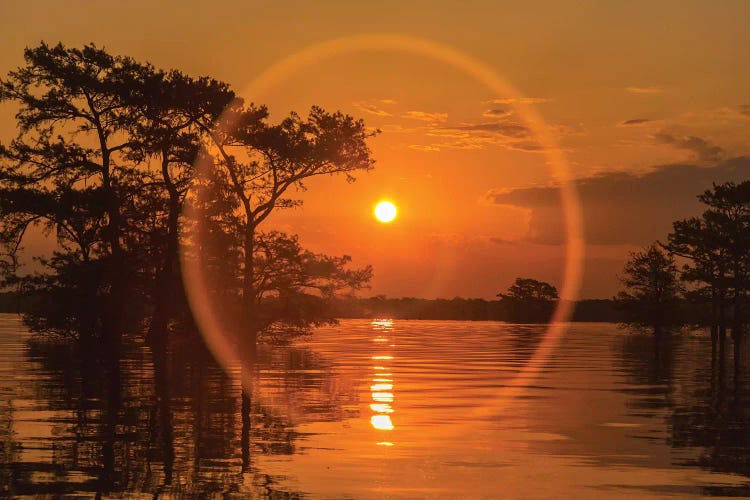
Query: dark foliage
xmin=0 ymin=42 xmax=374 ymax=351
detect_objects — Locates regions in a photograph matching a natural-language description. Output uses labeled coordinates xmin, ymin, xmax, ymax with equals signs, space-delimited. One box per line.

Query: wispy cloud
xmin=399 ymin=102 xmax=571 ymax=154
xmin=402 ymin=110 xmax=448 ymax=123
xmin=447 ymin=121 xmax=530 ymax=138
xmin=653 ymin=130 xmax=725 ymax=162
xmin=625 ymin=86 xmax=664 ymax=95
xmin=408 ymin=116 xmax=544 ymax=153
xmin=491 ymin=97 xmax=549 ymax=105
xmin=489 ymin=237 xmax=518 ymax=246
xmin=483 ymin=108 xmax=512 ymax=118
xmin=352 ymin=99 xmax=396 ymax=117
xmin=620 ymin=118 xmax=656 ymax=126
xmin=408 ymin=144 xmax=441 ymax=152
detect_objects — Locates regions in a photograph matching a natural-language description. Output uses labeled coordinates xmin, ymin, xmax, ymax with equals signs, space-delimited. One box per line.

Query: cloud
xmin=483 ymin=108 xmax=512 ymax=118
xmin=402 ymin=110 xmax=448 ymax=123
xmin=352 ymin=100 xmax=395 ymax=117
xmin=485 ymin=157 xmax=750 ymax=245
xmin=552 ymin=123 xmax=586 ymax=136
xmin=402 ymin=111 xmax=554 ymax=153
xmin=653 ymin=130 xmax=725 ymax=162
xmin=620 ymin=118 xmax=655 ymax=126
xmin=408 ymin=144 xmax=441 ymax=152
xmin=448 ymin=121 xmax=530 ymax=138
xmin=505 ymin=140 xmax=545 ymax=152
xmin=408 ymin=117 xmax=545 ymax=153
xmin=625 ymin=86 xmax=664 ymax=94
xmin=489 ymin=237 xmax=518 ymax=245
xmin=491 ymin=97 xmax=548 ymax=105
xmin=736 ymin=104 xmax=750 ymax=117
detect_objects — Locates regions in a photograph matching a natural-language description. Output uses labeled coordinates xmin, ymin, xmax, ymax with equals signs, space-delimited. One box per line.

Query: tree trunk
xmin=716 ymin=290 xmax=728 ymax=395
xmin=733 ymin=286 xmax=743 ymax=339
xmin=241 ymin=388 xmax=252 ymax=473
xmin=147 ymin=154 xmax=181 ymax=351
xmin=733 ymin=327 xmax=742 ymax=389
xmin=100 ymin=148 xmax=126 ymax=355
xmin=152 ymin=340 xmax=174 ymax=488
xmin=243 ymin=222 xmax=258 ymax=356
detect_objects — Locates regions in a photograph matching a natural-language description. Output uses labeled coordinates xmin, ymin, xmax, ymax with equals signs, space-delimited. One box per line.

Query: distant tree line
xmin=332 ymin=295 xmax=622 ymax=322
xmin=332 ymin=277 xmax=623 ymax=323
xmin=0 ymin=43 xmax=375 ymax=358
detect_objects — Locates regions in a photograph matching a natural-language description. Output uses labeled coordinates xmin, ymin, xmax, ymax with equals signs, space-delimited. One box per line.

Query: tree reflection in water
xmin=5 ymin=320 xmax=750 ymax=496
xmin=617 ymin=331 xmax=750 ymax=496
xmin=0 ymin=322 xmax=349 ymax=497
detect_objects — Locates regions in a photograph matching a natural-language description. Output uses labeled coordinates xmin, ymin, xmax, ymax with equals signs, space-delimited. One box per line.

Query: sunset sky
xmin=2 ymin=1 xmax=749 ymax=300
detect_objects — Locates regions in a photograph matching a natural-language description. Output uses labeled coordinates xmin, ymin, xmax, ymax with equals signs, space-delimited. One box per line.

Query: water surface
xmin=1 ymin=315 xmax=750 ymax=498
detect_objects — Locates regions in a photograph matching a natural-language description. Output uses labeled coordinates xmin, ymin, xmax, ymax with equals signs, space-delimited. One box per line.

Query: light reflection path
xmin=370 ymin=319 xmax=396 ymax=442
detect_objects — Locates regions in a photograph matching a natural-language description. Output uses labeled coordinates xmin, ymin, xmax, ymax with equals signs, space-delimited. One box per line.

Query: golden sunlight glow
xmin=374 ymin=201 xmax=397 ymax=223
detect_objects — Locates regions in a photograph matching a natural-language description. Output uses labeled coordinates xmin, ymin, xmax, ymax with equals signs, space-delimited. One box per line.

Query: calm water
xmin=2 ymin=314 xmax=750 ymax=498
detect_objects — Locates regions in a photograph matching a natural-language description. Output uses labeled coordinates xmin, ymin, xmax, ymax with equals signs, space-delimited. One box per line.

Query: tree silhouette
xmin=184 ymin=162 xmax=373 ymax=349
xmin=697 ymin=182 xmax=750 ymax=335
xmin=117 ymin=63 xmax=234 ymax=350
xmin=665 ymin=216 xmax=729 ymax=340
xmin=0 ymin=42 xmax=376 ymax=357
xmin=665 ymin=181 xmax=750 ymax=370
xmin=198 ymin=102 xmax=377 ymax=351
xmin=497 ymin=277 xmax=558 ymax=323
xmin=615 ymin=244 xmax=682 ymax=336
xmin=0 ymin=43 xmax=141 ymax=344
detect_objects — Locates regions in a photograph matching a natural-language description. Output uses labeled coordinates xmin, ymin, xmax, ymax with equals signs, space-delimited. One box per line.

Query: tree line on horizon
xmin=0 ymin=42 xmax=376 ymax=360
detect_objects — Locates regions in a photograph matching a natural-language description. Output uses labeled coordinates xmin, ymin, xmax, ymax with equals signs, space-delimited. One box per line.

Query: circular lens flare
xmin=180 ymin=33 xmax=585 ymax=427
xmin=374 ymin=201 xmax=397 ymax=223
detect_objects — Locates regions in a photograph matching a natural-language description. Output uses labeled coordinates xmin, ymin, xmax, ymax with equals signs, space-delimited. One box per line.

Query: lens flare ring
xmin=180 ymin=33 xmax=585 ymax=423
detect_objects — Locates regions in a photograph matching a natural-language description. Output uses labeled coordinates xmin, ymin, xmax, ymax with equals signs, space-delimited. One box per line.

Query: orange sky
xmin=2 ymin=1 xmax=750 ymax=299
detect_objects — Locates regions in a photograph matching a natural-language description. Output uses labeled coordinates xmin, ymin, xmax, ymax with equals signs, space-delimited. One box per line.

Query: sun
xmin=374 ymin=200 xmax=397 ymax=223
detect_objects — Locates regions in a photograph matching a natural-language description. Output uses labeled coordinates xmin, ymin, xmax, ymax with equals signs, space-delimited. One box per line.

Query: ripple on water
xmin=1 ymin=315 xmax=750 ymax=498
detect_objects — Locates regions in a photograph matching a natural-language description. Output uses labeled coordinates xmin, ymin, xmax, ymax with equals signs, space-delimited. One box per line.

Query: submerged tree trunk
xmin=717 ymin=290 xmax=728 ymax=390
xmin=711 ymin=287 xmax=719 ymax=368
xmin=733 ymin=324 xmax=743 ymax=387
xmin=147 ymin=152 xmax=182 ymax=352
xmin=731 ymin=284 xmax=743 ymax=386
xmin=653 ymin=322 xmax=663 ymax=340
xmin=100 ymin=142 xmax=127 ymax=349
xmin=719 ymin=290 xmax=728 ymax=352
xmin=99 ymin=343 xmax=121 ymax=495
xmin=241 ymin=388 xmax=252 ymax=473
xmin=152 ymin=340 xmax=174 ymax=490
xmin=242 ymin=222 xmax=258 ymax=356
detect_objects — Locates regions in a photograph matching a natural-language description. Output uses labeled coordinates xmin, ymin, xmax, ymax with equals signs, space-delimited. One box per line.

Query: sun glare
xmin=374 ymin=201 xmax=397 ymax=223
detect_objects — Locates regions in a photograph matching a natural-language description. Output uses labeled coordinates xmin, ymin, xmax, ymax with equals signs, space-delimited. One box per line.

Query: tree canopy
xmin=615 ymin=244 xmax=681 ymax=335
xmin=497 ymin=277 xmax=559 ymax=323
xmin=0 ymin=42 xmax=375 ymax=352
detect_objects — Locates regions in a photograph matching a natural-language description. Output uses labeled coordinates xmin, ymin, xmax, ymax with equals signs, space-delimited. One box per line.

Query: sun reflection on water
xmin=370 ymin=414 xmax=395 ymax=430
xmin=370 ymin=319 xmax=396 ymax=441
